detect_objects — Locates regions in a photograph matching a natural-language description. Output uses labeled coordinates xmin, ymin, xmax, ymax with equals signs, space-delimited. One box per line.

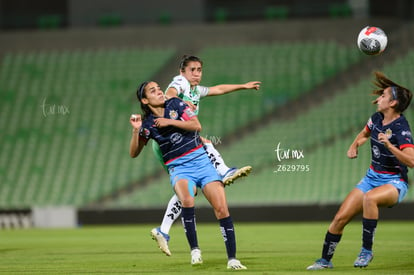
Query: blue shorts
xmin=356 ymin=168 xmax=408 ymax=203
xmin=167 ymin=147 xmax=221 ymax=196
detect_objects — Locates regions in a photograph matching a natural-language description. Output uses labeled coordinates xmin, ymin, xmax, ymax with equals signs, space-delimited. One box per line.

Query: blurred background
xmin=1 ymin=0 xmax=414 ymax=227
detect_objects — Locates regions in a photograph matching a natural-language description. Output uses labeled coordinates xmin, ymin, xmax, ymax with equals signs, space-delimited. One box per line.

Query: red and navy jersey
xmin=365 ymin=112 xmax=414 ymax=182
xmin=139 ymin=97 xmax=203 ymax=165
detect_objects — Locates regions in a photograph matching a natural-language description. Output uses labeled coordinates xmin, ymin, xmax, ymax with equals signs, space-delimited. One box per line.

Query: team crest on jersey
xmin=385 ymin=128 xmax=392 ymax=139
xmin=169 ymin=110 xmax=178 ymax=120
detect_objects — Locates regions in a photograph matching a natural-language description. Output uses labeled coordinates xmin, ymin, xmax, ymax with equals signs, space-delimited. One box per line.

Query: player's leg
xmin=354 ymin=183 xmax=402 ymax=268
xmin=202 ymin=137 xmax=251 ymax=186
xmin=150 ymin=194 xmax=181 ymax=256
xmin=150 ymin=141 xmax=180 ymax=256
xmin=202 ymin=181 xmax=246 ymax=270
xmin=307 ymin=188 xmax=363 ymax=270
xmin=174 ymin=178 xmax=201 ymax=265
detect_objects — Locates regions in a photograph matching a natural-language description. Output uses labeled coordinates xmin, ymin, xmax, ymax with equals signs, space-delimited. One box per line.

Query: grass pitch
xmin=1 ymin=221 xmax=413 ymax=274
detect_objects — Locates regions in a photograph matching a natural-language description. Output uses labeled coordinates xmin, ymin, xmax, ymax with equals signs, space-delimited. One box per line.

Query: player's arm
xmin=165 ymin=87 xmax=197 ymax=111
xmin=154 ymin=116 xmax=201 ymax=132
xmin=378 ymin=134 xmax=414 ymax=168
xmin=347 ymin=127 xmax=370 ymax=159
xmin=207 ymin=81 xmax=261 ymax=96
xmin=165 ymin=87 xmax=179 ymax=99
xmin=129 ymin=115 xmax=146 ymax=158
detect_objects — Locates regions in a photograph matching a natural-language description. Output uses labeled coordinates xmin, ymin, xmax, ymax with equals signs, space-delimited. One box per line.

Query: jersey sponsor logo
xmin=372 ymin=145 xmax=380 ymax=159
xmin=402 ymin=130 xmax=412 ymax=137
xmin=169 ymin=110 xmax=178 ymax=120
xmin=170 ymin=132 xmax=183 ymax=145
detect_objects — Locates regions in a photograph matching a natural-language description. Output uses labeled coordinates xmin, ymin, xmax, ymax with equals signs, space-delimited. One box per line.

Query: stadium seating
xmin=0 ymin=47 xmax=175 ymax=207
xmin=1 ymin=40 xmax=414 ymax=209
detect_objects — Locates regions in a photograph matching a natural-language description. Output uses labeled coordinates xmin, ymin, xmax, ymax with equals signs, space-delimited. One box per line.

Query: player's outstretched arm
xmin=208 ymin=81 xmax=261 ymax=96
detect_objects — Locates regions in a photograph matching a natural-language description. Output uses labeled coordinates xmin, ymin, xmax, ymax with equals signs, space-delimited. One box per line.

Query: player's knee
xmin=213 ymin=205 xmax=229 ymax=219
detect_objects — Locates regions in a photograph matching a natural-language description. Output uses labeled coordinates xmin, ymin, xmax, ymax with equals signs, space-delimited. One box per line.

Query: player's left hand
xmin=154 ymin=118 xmax=170 ymax=128
xmin=245 ymin=81 xmax=261 ymax=90
xmin=378 ymin=133 xmax=391 ymax=148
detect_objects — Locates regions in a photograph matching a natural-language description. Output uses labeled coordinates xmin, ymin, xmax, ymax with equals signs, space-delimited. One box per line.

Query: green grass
xmin=1 ymin=222 xmax=413 ymax=274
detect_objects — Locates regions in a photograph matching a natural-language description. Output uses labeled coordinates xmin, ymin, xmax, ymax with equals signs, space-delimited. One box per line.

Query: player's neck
xmin=382 ymin=110 xmax=400 ymax=125
xmin=149 ymin=106 xmax=164 ymax=117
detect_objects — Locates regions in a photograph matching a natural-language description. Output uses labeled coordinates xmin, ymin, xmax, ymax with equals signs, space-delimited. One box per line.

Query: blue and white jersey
xmin=365 ymin=112 xmax=414 ymax=182
xmin=166 ymin=75 xmax=209 ymax=115
xmin=139 ymin=97 xmax=203 ymax=165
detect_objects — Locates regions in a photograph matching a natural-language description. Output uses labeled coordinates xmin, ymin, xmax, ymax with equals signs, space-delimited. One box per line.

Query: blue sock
xmin=219 ymin=216 xmax=236 ymax=259
xmin=181 ymin=207 xmax=198 ymax=250
xmin=362 ymin=218 xmax=377 ymax=251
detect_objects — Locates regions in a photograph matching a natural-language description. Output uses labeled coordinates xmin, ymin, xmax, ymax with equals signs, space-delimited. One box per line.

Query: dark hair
xmin=372 ymin=71 xmax=412 ymax=113
xmin=136 ymin=81 xmax=152 ymax=119
xmin=179 ymin=55 xmax=203 ymax=72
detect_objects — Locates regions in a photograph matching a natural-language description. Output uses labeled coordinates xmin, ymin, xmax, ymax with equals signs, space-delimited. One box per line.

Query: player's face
xmin=143 ymin=82 xmax=165 ymax=107
xmin=376 ymin=87 xmax=395 ymax=112
xmin=181 ymin=61 xmax=202 ymax=86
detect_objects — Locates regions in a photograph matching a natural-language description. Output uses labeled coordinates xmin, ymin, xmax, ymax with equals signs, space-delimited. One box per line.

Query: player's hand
xmin=185 ymin=101 xmax=197 ymax=111
xmin=130 ymin=114 xmax=142 ymax=129
xmin=347 ymin=146 xmax=358 ymax=159
xmin=245 ymin=81 xmax=261 ymax=90
xmin=154 ymin=118 xmax=170 ymax=128
xmin=378 ymin=133 xmax=391 ymax=149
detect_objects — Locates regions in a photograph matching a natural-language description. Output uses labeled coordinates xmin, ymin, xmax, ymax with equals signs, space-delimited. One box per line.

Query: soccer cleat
xmin=354 ymin=247 xmax=373 ymax=268
xmin=191 ymin=248 xmax=203 ymax=265
xmin=306 ymin=258 xmax=333 ymax=270
xmin=222 ymin=166 xmax=252 ymax=186
xmin=150 ymin=227 xmax=171 ymax=256
xmin=227 ymin=259 xmax=247 ymax=270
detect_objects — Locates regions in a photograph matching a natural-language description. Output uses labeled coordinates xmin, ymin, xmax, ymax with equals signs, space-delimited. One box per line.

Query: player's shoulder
xmin=166 ymin=97 xmax=186 ymax=108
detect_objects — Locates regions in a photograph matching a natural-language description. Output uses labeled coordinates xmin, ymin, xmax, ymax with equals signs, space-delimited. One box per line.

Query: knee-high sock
xmin=160 ymin=194 xmax=182 ymax=234
xmin=362 ymin=217 xmax=377 ymax=251
xmin=204 ymin=143 xmax=230 ymax=177
xmin=322 ymin=231 xmax=342 ymax=261
xmin=181 ymin=207 xmax=198 ymax=250
xmin=219 ymin=216 xmax=236 ymax=259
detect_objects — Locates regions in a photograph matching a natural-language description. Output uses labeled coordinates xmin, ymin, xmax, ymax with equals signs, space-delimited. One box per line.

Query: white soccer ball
xmin=357 ymin=26 xmax=388 ymax=55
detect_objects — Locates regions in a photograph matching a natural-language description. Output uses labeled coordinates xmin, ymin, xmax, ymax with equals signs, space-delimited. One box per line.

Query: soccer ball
xmin=357 ymin=26 xmax=388 ymax=55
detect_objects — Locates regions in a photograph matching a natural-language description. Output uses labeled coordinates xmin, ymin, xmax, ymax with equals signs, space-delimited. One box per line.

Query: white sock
xmin=160 ymin=194 xmax=182 ymax=234
xmin=203 ymin=142 xmax=231 ymax=177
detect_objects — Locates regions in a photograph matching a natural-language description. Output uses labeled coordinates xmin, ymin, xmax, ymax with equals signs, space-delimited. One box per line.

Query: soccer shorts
xmin=356 ymin=168 xmax=408 ymax=203
xmin=167 ymin=147 xmax=221 ymax=196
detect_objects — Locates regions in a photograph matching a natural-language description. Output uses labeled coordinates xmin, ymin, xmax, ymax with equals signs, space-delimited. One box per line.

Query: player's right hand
xmin=185 ymin=101 xmax=197 ymax=111
xmin=130 ymin=114 xmax=142 ymax=129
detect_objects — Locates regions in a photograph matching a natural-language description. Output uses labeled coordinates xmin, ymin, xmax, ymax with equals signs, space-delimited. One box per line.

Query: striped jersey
xmin=366 ymin=112 xmax=414 ymax=182
xmin=166 ymin=75 xmax=209 ymax=115
xmin=139 ymin=97 xmax=203 ymax=165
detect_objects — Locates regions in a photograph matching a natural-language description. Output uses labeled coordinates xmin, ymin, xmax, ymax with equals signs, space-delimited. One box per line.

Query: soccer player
xmin=130 ymin=81 xmax=247 ymax=270
xmin=150 ymin=55 xmax=261 ymax=256
xmin=307 ymin=71 xmax=414 ymax=270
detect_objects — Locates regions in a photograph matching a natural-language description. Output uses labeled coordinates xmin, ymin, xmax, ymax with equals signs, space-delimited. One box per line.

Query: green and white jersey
xmin=166 ymin=75 xmax=209 ymax=115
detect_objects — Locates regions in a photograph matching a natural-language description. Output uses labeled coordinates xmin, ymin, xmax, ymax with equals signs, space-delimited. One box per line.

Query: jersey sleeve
xmin=173 ymin=98 xmax=197 ymax=121
xmin=365 ymin=117 xmax=373 ymax=132
xmin=138 ymin=124 xmax=151 ymax=145
xmin=166 ymin=75 xmax=189 ymax=97
xmin=396 ymin=122 xmax=414 ymax=150
xmin=198 ymin=85 xmax=209 ymax=98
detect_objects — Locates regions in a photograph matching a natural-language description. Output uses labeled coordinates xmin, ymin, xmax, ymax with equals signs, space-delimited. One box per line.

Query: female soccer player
xmin=151 ymin=55 xmax=261 ymax=256
xmin=130 ymin=81 xmax=247 ymax=270
xmin=307 ymin=71 xmax=414 ymax=270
